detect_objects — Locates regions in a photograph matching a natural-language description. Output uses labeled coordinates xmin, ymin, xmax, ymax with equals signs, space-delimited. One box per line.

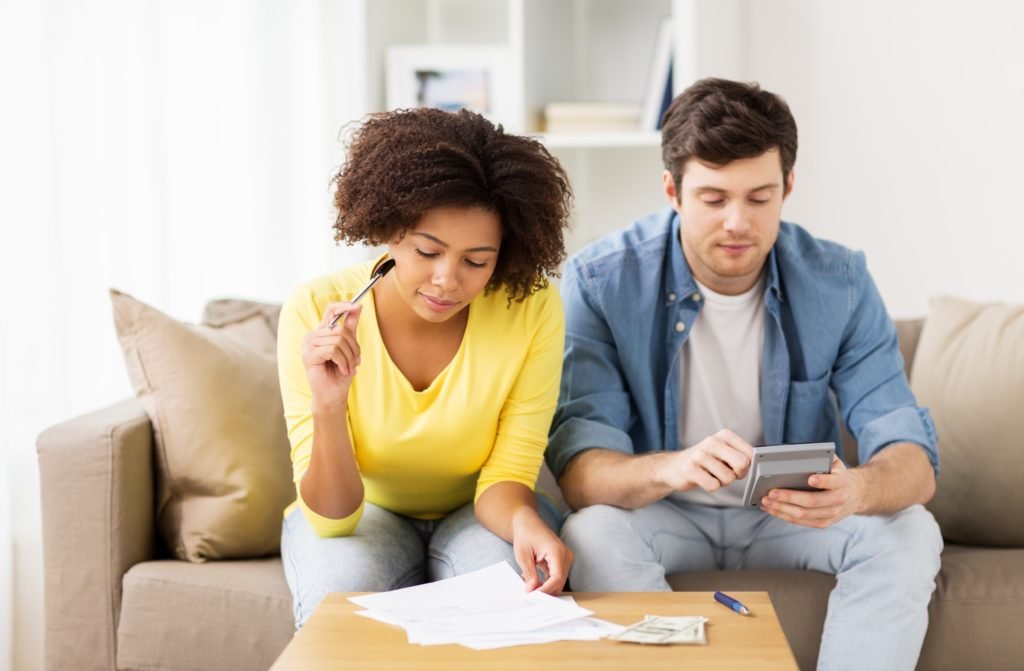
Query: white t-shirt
xmin=672 ymin=274 xmax=766 ymax=507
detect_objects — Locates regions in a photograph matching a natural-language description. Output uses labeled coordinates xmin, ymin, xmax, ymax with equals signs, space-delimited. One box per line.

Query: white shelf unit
xmin=535 ymin=131 xmax=661 ymax=149
xmin=518 ymin=0 xmax=673 ymax=136
xmin=337 ymin=0 xmax=744 ymax=254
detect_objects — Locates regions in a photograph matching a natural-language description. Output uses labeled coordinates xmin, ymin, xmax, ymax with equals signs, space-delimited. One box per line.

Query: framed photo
xmin=386 ymin=45 xmax=515 ymax=126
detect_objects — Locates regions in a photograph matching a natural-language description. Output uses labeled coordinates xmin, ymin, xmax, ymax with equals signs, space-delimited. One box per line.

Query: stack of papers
xmin=349 ymin=561 xmax=625 ymax=650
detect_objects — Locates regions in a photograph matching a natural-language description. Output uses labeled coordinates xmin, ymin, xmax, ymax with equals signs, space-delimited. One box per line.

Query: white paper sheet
xmin=455 ymin=617 xmax=627 ymax=650
xmin=349 ymin=561 xmax=623 ymax=650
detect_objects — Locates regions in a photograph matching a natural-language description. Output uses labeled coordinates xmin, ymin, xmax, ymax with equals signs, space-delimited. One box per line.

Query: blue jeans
xmin=281 ymin=499 xmax=564 ymax=628
xmin=561 ymin=500 xmax=942 ymax=671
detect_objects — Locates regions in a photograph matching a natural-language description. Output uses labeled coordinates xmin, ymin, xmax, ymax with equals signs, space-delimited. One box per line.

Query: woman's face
xmin=386 ymin=205 xmax=502 ymax=323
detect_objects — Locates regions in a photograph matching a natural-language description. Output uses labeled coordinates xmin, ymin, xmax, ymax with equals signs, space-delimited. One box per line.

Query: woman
xmin=277 ymin=108 xmax=574 ymax=628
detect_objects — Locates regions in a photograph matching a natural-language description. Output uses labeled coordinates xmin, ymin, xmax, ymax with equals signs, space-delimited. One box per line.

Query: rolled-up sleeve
xmin=856 ymin=406 xmax=937 ymax=470
xmin=832 ymin=253 xmax=939 ymax=473
xmin=547 ymin=257 xmax=636 ymax=478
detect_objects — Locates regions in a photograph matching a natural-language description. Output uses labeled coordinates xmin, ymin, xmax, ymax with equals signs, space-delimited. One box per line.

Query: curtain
xmin=0 ymin=2 xmax=369 ymax=669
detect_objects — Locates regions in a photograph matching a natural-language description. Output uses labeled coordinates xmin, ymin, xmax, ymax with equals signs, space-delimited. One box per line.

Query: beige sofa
xmin=37 ymin=297 xmax=1024 ymax=670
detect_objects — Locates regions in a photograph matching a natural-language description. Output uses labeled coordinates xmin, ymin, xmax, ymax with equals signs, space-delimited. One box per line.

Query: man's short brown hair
xmin=661 ymin=78 xmax=798 ymax=194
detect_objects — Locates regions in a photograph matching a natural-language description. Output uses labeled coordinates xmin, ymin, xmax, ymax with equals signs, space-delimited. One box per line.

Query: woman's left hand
xmin=511 ymin=508 xmax=574 ymax=595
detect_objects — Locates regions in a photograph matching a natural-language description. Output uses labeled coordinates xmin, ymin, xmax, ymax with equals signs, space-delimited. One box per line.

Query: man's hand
xmin=759 ymin=456 xmax=866 ymax=528
xmin=511 ymin=508 xmax=573 ymax=595
xmin=660 ymin=429 xmax=755 ymax=494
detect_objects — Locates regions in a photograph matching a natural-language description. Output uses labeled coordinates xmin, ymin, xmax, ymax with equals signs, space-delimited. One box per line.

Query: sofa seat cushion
xmin=665 ymin=546 xmax=1024 ymax=671
xmin=919 ymin=545 xmax=1024 ymax=670
xmin=934 ymin=544 xmax=1024 ymax=600
xmin=117 ymin=559 xmax=294 ymax=671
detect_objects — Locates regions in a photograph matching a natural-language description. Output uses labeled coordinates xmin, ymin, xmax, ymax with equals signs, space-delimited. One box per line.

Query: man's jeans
xmin=562 ymin=500 xmax=942 ymax=671
xmin=282 ymin=499 xmax=563 ymax=628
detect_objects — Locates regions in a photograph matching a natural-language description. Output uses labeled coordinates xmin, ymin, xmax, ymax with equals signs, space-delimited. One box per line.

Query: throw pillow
xmin=202 ymin=297 xmax=281 ymax=336
xmin=910 ymin=296 xmax=1024 ymax=546
xmin=110 ymin=289 xmax=294 ymax=561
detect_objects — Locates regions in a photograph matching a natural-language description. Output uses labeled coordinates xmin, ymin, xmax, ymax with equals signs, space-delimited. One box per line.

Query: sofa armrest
xmin=37 ymin=398 xmax=157 ymax=671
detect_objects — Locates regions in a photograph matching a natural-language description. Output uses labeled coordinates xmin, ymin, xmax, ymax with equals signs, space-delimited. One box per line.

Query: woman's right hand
xmin=300 ymin=302 xmax=363 ymax=410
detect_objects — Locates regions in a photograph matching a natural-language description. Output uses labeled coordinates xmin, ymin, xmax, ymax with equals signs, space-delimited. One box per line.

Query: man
xmin=546 ymin=78 xmax=941 ymax=670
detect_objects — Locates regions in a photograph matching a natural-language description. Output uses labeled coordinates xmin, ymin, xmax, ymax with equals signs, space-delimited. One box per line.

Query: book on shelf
xmin=543 ymin=101 xmax=641 ymax=133
xmin=640 ymin=16 xmax=674 ymax=131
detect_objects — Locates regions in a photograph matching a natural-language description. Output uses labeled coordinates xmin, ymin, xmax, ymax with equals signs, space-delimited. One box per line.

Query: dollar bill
xmin=608 ymin=615 xmax=708 ymax=645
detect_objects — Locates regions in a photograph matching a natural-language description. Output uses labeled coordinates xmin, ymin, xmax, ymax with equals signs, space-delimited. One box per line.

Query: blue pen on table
xmin=714 ymin=591 xmax=751 ymax=616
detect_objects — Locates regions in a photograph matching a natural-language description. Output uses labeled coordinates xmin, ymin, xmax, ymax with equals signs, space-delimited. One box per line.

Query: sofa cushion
xmin=910 ymin=296 xmax=1024 ymax=546
xmin=117 ymin=559 xmax=293 ymax=670
xmin=110 ymin=290 xmax=294 ymax=561
xmin=919 ymin=545 xmax=1024 ymax=670
xmin=203 ymin=297 xmax=282 ymax=336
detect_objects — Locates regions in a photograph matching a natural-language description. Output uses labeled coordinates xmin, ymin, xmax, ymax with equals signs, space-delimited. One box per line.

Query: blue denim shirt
xmin=546 ymin=207 xmax=938 ymax=479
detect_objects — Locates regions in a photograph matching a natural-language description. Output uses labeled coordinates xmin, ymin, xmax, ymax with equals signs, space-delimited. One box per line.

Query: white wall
xmin=741 ymin=0 xmax=1024 ymax=317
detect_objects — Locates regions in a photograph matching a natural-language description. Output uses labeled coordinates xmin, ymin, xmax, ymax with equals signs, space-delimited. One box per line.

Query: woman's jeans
xmin=281 ymin=498 xmax=563 ymax=628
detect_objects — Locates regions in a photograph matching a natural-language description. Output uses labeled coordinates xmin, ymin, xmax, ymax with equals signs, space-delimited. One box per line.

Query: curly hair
xmin=661 ymin=78 xmax=798 ymax=194
xmin=332 ymin=108 xmax=573 ymax=302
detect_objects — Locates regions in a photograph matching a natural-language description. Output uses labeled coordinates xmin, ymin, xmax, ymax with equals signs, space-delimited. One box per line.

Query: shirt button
xmin=668 ymin=292 xmax=677 ymax=302
xmin=691 ymin=292 xmax=702 ymax=302
xmin=675 ymin=321 xmax=686 ymax=332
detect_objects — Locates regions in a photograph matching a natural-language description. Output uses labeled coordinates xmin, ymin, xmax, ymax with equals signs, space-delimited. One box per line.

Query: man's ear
xmin=662 ymin=170 xmax=681 ymax=208
xmin=783 ymin=169 xmax=795 ymax=198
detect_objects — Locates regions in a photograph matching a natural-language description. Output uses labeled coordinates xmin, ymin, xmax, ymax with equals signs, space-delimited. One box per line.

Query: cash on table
xmin=609 ymin=615 xmax=709 ymax=645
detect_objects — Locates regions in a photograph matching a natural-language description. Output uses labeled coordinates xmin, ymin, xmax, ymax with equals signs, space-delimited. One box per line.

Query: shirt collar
xmin=765 ymin=243 xmax=784 ymax=303
xmin=664 ymin=209 xmax=698 ymax=306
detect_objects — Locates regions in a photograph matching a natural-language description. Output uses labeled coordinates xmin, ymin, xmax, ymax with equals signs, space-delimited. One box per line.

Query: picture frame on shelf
xmin=386 ymin=45 xmax=515 ymax=126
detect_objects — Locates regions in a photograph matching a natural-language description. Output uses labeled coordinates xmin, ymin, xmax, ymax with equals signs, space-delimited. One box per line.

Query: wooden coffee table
xmin=270 ymin=591 xmax=798 ymax=670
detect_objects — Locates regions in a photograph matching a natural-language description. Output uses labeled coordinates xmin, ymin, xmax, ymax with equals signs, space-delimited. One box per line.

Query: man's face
xmin=664 ymin=149 xmax=793 ymax=296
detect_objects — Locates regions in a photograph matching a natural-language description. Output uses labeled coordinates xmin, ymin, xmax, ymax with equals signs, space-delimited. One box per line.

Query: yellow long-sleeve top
xmin=277 ymin=257 xmax=565 ymax=537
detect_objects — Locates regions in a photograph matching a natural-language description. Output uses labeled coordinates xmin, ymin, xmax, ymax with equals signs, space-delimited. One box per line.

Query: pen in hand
xmin=714 ymin=591 xmax=751 ymax=616
xmin=328 ymin=259 xmax=396 ymax=330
